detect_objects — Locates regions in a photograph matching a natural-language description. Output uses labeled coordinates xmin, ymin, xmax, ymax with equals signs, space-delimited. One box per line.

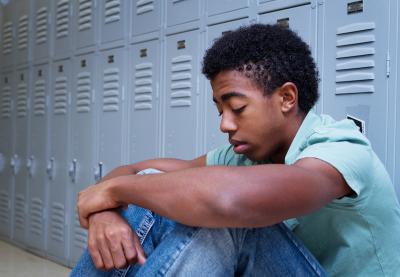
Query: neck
xmin=270 ymin=111 xmax=306 ymax=164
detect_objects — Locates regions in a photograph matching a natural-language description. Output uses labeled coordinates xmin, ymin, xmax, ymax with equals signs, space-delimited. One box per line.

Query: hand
xmin=87 ymin=210 xmax=147 ymax=270
xmin=77 ymin=179 xmax=122 ymax=229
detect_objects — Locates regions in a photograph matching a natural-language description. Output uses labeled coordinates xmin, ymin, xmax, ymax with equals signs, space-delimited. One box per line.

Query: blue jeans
xmin=71 ymin=169 xmax=327 ymax=277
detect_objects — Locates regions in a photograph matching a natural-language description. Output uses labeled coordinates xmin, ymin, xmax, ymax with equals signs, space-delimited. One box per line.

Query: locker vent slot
xmin=15 ymin=194 xmax=26 ymax=230
xmin=0 ymin=190 xmax=10 ymax=224
xmin=74 ymin=211 xmax=87 ymax=249
xmin=105 ymin=0 xmax=121 ymax=23
xmin=2 ymin=21 xmax=13 ymax=54
xmin=18 ymin=15 xmax=29 ymax=50
xmin=30 ymin=198 xmax=44 ymax=236
xmin=136 ymin=0 xmax=154 ymax=15
xmin=134 ymin=62 xmax=153 ymax=110
xmin=170 ymin=55 xmax=192 ymax=107
xmin=1 ymin=85 xmax=12 ymax=118
xmin=56 ymin=0 xmax=70 ymax=38
xmin=103 ymin=68 xmax=120 ymax=112
xmin=34 ymin=79 xmax=46 ymax=116
xmin=35 ymin=6 xmax=48 ymax=45
xmin=335 ymin=22 xmax=376 ymax=95
xmin=50 ymin=202 xmax=65 ymax=243
xmin=17 ymin=83 xmax=28 ymax=118
xmin=54 ymin=76 xmax=68 ymax=115
xmin=78 ymin=0 xmax=93 ymax=31
xmin=77 ymin=72 xmax=91 ymax=113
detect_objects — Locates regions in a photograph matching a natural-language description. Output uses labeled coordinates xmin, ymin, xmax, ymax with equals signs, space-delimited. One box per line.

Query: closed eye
xmin=232 ymin=106 xmax=246 ymax=114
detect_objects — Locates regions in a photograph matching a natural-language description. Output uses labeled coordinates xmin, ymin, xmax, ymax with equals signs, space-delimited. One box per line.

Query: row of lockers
xmin=1 ymin=0 xmax=400 ymax=268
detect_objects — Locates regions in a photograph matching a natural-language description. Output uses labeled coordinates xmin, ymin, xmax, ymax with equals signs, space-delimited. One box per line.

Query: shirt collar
xmin=284 ymin=110 xmax=321 ymax=165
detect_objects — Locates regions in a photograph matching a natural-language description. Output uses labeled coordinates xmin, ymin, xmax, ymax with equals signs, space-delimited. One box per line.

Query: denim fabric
xmin=71 ymin=169 xmax=327 ymax=277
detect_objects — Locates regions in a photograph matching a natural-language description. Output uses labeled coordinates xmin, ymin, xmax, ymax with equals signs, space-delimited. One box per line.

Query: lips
xmin=229 ymin=139 xmax=250 ymax=154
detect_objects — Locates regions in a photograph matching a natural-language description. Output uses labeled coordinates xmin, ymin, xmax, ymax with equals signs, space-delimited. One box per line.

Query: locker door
xmin=166 ymin=0 xmax=200 ymax=27
xmin=13 ymin=68 xmax=29 ymax=245
xmin=97 ymin=48 xmax=125 ymax=179
xmin=69 ymin=54 xmax=96 ymax=264
xmin=259 ymin=4 xmax=313 ymax=48
xmin=33 ymin=0 xmax=50 ymax=61
xmin=1 ymin=3 xmax=14 ymax=68
xmin=47 ymin=59 xmax=71 ymax=263
xmin=165 ymin=30 xmax=201 ymax=159
xmin=321 ymin=0 xmax=389 ymax=165
xmin=53 ymin=0 xmax=72 ymax=59
xmin=0 ymin=72 xmax=14 ymax=239
xmin=130 ymin=40 xmax=160 ymax=162
xmin=132 ymin=0 xmax=161 ymax=36
xmin=75 ymin=0 xmax=97 ymax=50
xmin=205 ymin=19 xmax=249 ymax=152
xmin=15 ymin=0 xmax=30 ymax=65
xmin=27 ymin=64 xmax=49 ymax=253
xmin=100 ymin=0 xmax=127 ymax=44
xmin=206 ymin=0 xmax=249 ymax=17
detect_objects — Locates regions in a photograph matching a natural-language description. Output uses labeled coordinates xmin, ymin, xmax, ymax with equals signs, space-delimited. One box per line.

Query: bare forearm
xmin=101 ymin=156 xmax=206 ymax=182
xmin=108 ymin=164 xmax=340 ymax=228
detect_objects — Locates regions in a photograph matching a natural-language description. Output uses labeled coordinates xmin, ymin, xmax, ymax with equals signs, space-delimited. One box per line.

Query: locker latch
xmin=277 ymin=18 xmax=290 ymax=29
xmin=0 ymin=153 xmax=5 ymax=172
xmin=140 ymin=48 xmax=147 ymax=58
xmin=10 ymin=154 xmax=20 ymax=175
xmin=46 ymin=157 xmax=55 ymax=180
xmin=347 ymin=0 xmax=363 ymax=14
xmin=69 ymin=159 xmax=77 ymax=183
xmin=177 ymin=40 xmax=186 ymax=50
xmin=26 ymin=155 xmax=35 ymax=177
xmin=94 ymin=162 xmax=103 ymax=183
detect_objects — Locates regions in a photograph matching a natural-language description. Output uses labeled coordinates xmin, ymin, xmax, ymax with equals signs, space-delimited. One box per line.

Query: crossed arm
xmin=79 ymin=156 xmax=351 ymax=270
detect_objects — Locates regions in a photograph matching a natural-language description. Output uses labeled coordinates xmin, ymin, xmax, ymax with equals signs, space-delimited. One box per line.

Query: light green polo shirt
xmin=206 ymin=111 xmax=400 ymax=276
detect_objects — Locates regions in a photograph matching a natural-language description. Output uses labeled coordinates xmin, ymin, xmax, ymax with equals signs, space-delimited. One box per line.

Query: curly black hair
xmin=202 ymin=24 xmax=319 ymax=113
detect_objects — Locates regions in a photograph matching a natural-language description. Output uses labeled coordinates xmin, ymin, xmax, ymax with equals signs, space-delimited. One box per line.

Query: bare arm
xmin=100 ymin=155 xmax=206 ymax=181
xmin=78 ymin=157 xmax=352 ymax=228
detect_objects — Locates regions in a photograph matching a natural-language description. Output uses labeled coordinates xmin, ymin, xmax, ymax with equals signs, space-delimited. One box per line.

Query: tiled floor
xmin=0 ymin=240 xmax=71 ymax=277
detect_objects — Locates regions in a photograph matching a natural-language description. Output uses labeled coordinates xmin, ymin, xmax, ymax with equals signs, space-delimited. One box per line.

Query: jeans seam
xmin=279 ymin=224 xmax=326 ymax=276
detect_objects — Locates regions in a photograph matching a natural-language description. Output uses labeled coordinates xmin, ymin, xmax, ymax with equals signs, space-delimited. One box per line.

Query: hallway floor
xmin=0 ymin=240 xmax=71 ymax=277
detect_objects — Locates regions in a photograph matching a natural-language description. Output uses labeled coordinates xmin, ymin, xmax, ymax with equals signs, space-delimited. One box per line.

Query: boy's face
xmin=211 ymin=70 xmax=293 ymax=162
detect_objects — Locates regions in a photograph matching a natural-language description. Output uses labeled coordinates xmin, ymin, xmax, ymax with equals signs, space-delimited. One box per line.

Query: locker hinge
xmin=386 ymin=52 xmax=390 ymax=77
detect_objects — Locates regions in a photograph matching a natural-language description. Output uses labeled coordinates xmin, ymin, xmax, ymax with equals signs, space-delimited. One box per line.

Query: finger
xmin=106 ymin=232 xmax=128 ymax=269
xmin=120 ymin=234 xmax=138 ymax=265
xmin=98 ymin=234 xmax=115 ymax=270
xmin=88 ymin=233 xmax=105 ymax=270
xmin=132 ymin=233 xmax=147 ymax=265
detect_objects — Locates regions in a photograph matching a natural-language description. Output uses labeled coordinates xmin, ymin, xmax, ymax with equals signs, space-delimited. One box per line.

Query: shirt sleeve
xmin=295 ymin=130 xmax=374 ymax=204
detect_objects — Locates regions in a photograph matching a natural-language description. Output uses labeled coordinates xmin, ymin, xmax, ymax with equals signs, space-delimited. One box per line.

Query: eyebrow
xmin=212 ymin=91 xmax=247 ymax=103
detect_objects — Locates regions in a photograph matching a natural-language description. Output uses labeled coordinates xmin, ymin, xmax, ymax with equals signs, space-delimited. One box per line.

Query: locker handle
xmin=69 ymin=159 xmax=77 ymax=183
xmin=10 ymin=154 xmax=19 ymax=175
xmin=46 ymin=157 xmax=55 ymax=180
xmin=26 ymin=155 xmax=35 ymax=177
xmin=0 ymin=153 xmax=4 ymax=172
xmin=94 ymin=162 xmax=103 ymax=183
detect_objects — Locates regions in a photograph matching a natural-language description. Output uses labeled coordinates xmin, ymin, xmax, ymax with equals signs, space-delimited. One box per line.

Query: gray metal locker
xmin=205 ymin=18 xmax=249 ymax=152
xmin=33 ymin=0 xmax=50 ymax=62
xmin=206 ymin=0 xmax=249 ymax=17
xmin=100 ymin=0 xmax=127 ymax=45
xmin=69 ymin=53 xmax=96 ymax=265
xmin=53 ymin=0 xmax=72 ymax=59
xmin=164 ymin=30 xmax=201 ymax=159
xmin=97 ymin=47 xmax=126 ymax=180
xmin=74 ymin=0 xmax=97 ymax=50
xmin=258 ymin=4 xmax=313 ymax=49
xmin=47 ymin=59 xmax=71 ymax=265
xmin=0 ymin=71 xmax=14 ymax=240
xmin=15 ymin=0 xmax=31 ymax=65
xmin=132 ymin=0 xmax=161 ymax=36
xmin=320 ymin=0 xmax=390 ymax=167
xmin=1 ymin=2 xmax=14 ymax=68
xmin=13 ymin=67 xmax=30 ymax=246
xmin=130 ymin=40 xmax=160 ymax=162
xmin=166 ymin=0 xmax=200 ymax=27
xmin=27 ymin=63 xmax=50 ymax=254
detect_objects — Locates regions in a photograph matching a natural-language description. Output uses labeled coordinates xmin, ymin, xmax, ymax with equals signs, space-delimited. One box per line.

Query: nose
xmin=220 ymin=113 xmax=237 ymax=133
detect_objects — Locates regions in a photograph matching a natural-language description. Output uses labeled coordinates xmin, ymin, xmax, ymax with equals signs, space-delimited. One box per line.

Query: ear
xmin=278 ymin=82 xmax=298 ymax=113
